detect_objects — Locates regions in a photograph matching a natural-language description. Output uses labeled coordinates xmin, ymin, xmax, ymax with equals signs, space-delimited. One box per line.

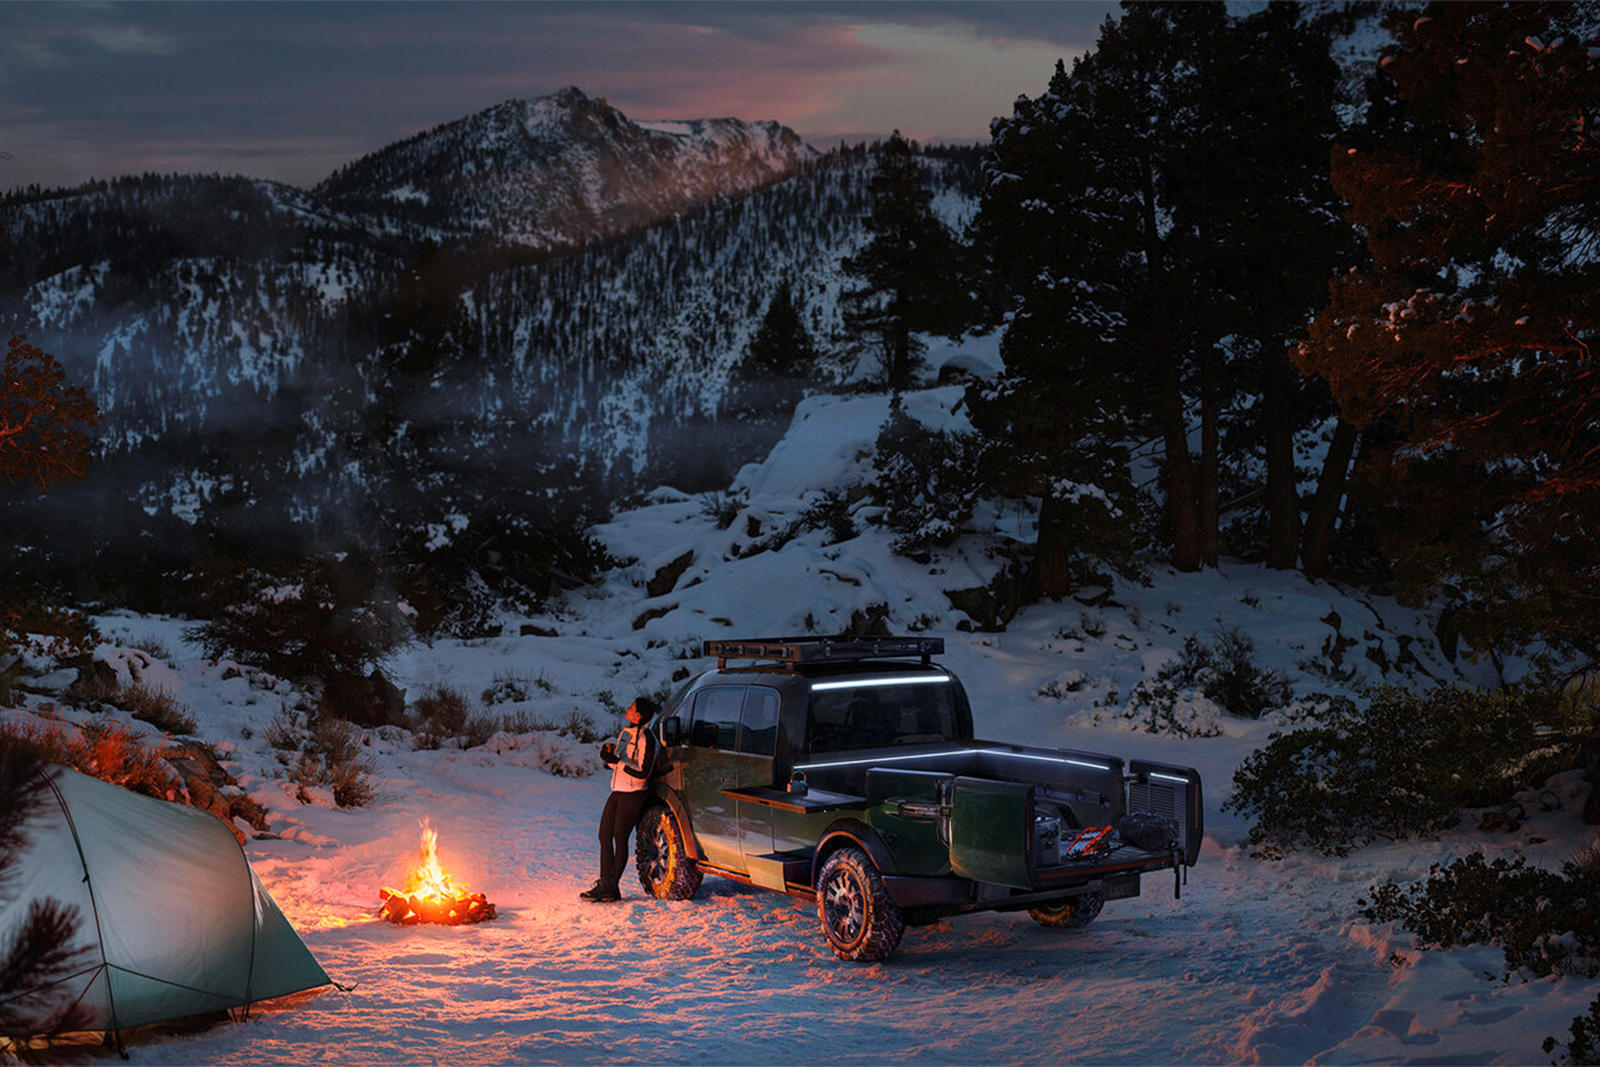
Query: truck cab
xmin=635 ymin=636 xmax=1203 ymax=961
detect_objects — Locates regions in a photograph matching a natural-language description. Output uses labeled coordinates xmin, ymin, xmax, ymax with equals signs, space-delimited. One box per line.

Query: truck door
xmin=949 ymin=777 xmax=1035 ymax=889
xmin=680 ymin=686 xmax=746 ymax=869
xmin=736 ymin=686 xmax=781 ymax=864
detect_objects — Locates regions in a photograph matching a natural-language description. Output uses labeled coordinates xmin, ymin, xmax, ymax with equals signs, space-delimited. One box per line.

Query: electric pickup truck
xmin=634 ymin=636 xmax=1203 ymax=961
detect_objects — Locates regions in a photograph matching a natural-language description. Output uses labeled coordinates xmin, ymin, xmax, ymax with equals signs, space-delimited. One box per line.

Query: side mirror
xmin=659 ymin=716 xmax=684 ymax=747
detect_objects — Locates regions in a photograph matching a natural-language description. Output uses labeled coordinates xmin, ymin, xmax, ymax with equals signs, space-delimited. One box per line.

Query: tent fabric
xmin=0 ymin=764 xmax=328 ymax=1034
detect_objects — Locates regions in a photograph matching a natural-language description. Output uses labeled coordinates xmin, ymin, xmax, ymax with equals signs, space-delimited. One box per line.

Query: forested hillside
xmin=3 ymin=4 xmax=1597 ymax=673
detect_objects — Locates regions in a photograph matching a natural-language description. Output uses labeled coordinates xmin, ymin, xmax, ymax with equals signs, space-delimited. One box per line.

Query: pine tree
xmin=971 ymin=6 xmax=1217 ymax=579
xmin=1296 ymin=1 xmax=1600 ymax=658
xmin=971 ymin=4 xmax=1351 ymax=582
xmin=0 ymin=747 xmax=92 ymax=1037
xmin=1174 ymin=2 xmax=1351 ymax=570
xmin=730 ymin=279 xmax=819 ymax=413
xmin=1 ymin=335 xmax=99 ymax=493
xmin=840 ymin=133 xmax=963 ymax=389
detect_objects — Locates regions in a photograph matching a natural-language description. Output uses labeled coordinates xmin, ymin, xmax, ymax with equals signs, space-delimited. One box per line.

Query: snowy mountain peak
xmin=315 ymin=86 xmax=815 ymax=250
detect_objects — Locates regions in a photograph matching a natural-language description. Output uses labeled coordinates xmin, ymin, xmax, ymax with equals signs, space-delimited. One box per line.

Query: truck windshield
xmin=808 ymin=680 xmax=959 ymax=754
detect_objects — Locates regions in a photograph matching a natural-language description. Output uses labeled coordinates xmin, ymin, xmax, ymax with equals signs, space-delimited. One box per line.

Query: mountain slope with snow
xmin=316 ymin=87 xmax=813 ymax=251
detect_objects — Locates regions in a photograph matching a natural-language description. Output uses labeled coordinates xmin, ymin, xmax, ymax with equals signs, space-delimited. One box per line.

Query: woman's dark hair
xmin=632 ymin=696 xmax=659 ymax=722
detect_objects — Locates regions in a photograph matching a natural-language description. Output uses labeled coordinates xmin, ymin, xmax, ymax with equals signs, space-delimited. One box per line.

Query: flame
xmin=403 ymin=818 xmax=468 ymax=903
xmin=378 ymin=818 xmax=496 ymax=924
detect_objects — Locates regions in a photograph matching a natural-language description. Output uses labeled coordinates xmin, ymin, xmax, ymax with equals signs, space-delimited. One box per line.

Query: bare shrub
xmin=563 ymin=710 xmax=602 ymax=744
xmin=265 ymin=706 xmax=301 ymax=751
xmin=132 ymin=637 xmax=174 ymax=662
xmin=481 ymin=670 xmax=550 ymax=706
xmin=460 ymin=714 xmax=500 ymax=749
xmin=289 ymin=716 xmax=377 ymax=808
xmin=0 ymin=716 xmax=179 ymax=800
xmin=118 ymin=684 xmax=197 ymax=735
xmin=496 ymin=709 xmax=556 ymax=733
xmin=413 ymin=685 xmax=471 ymax=734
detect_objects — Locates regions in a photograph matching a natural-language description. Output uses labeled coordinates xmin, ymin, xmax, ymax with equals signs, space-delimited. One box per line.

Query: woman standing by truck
xmin=580 ymin=696 xmax=659 ymax=902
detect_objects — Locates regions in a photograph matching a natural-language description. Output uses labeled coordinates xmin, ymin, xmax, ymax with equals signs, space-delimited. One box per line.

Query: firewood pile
xmin=378 ymin=886 xmax=496 ymax=925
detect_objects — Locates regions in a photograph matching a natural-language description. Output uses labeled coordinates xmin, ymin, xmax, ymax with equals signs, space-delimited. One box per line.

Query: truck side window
xmin=738 ymin=687 xmax=779 ymax=756
xmin=689 ymin=686 xmax=744 ymax=750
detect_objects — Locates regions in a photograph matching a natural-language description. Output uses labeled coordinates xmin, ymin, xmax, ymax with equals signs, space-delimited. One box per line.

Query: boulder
xmin=646 ymin=550 xmax=695 ymax=598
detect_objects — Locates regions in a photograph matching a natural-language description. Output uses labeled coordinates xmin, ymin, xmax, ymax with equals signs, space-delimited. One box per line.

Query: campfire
xmin=378 ymin=819 xmax=496 ymax=925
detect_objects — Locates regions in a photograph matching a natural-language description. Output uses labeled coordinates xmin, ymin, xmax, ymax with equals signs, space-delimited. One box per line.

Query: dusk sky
xmin=0 ymin=1 xmax=1118 ymax=194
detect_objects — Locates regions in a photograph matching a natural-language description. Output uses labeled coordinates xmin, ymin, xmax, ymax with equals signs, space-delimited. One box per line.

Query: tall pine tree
xmin=840 ymin=133 xmax=963 ymax=389
xmin=1297 ymin=1 xmax=1600 ymax=659
xmin=971 ymin=3 xmax=1351 ymax=583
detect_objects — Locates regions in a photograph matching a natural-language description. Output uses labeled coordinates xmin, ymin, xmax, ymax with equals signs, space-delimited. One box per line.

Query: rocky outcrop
xmin=162 ymin=743 xmax=272 ymax=844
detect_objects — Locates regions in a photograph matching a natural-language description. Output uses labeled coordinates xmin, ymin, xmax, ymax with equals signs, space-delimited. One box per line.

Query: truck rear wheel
xmin=636 ymin=803 xmax=702 ymax=900
xmin=1028 ymin=891 xmax=1104 ymax=929
xmin=816 ymin=845 xmax=904 ymax=962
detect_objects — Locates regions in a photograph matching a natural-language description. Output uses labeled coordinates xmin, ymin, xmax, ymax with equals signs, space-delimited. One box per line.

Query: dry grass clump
xmin=492 ymin=708 xmax=602 ymax=743
xmin=117 ymin=684 xmax=197 ymax=735
xmin=413 ymin=685 xmax=474 ymax=750
xmin=285 ymin=715 xmax=377 ymax=808
xmin=0 ymin=715 xmax=180 ymax=800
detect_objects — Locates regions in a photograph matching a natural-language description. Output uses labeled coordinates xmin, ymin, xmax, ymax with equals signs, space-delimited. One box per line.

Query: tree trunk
xmin=1301 ymin=417 xmax=1358 ymax=577
xmin=1264 ymin=345 xmax=1299 ymax=569
xmin=1159 ymin=352 xmax=1203 ymax=572
xmin=1034 ymin=492 xmax=1076 ymax=599
xmin=1137 ymin=149 xmax=1201 ymax=573
xmin=1200 ymin=344 xmax=1221 ymax=568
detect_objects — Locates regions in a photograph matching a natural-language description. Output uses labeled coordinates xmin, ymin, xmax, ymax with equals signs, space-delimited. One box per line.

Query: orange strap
xmin=1064 ymin=826 xmax=1114 ymax=856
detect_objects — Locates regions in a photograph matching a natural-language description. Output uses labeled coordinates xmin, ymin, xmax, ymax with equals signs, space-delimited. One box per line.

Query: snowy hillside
xmin=0 ymin=138 xmax=928 ymax=573
xmin=5 ymin=372 xmax=1590 ymax=1065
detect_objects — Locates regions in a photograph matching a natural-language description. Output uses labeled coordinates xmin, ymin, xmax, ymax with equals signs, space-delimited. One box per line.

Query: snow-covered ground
xmin=7 ymin=384 xmax=1596 ymax=1065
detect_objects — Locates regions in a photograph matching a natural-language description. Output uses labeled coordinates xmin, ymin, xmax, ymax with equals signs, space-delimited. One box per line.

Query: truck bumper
xmin=881 ymin=871 xmax=1141 ymax=910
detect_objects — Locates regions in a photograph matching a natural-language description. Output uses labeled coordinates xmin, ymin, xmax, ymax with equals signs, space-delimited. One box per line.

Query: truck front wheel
xmin=636 ymin=803 xmax=702 ymax=900
xmin=1028 ymin=891 xmax=1104 ymax=930
xmin=816 ymin=845 xmax=905 ymax=962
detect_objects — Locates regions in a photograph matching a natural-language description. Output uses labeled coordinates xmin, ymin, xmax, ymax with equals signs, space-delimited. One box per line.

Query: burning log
xmin=378 ymin=819 xmax=497 ymax=926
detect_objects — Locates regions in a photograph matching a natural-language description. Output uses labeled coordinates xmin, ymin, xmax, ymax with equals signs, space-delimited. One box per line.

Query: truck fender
xmin=647 ymin=783 xmax=704 ymax=862
xmin=812 ymin=819 xmax=898 ymax=887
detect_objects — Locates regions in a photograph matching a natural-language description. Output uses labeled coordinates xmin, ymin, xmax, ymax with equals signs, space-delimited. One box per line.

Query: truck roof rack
xmin=705 ymin=636 xmax=944 ymax=669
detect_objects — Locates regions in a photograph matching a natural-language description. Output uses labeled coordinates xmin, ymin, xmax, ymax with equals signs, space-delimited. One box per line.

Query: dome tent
xmin=0 ymin=763 xmax=328 ymax=1041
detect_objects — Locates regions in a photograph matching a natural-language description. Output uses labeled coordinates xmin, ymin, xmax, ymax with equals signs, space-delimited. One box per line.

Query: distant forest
xmin=2 ymin=2 xmax=1596 ymax=666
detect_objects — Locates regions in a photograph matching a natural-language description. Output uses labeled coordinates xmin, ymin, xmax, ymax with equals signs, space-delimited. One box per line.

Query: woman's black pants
xmin=599 ymin=790 xmax=648 ymax=885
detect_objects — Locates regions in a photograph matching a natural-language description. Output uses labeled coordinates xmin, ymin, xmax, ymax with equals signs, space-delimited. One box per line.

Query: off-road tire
xmin=816 ymin=845 xmax=904 ymax=962
xmin=636 ymin=803 xmax=702 ymax=900
xmin=1028 ymin=891 xmax=1105 ymax=929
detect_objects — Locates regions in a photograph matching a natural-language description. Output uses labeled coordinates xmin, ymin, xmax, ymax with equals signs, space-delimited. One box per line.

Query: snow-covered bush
xmin=0 ymin=598 xmax=98 ymax=705
xmin=186 ymin=552 xmax=412 ymax=686
xmin=480 ymin=670 xmax=550 ymax=706
xmin=1167 ymin=625 xmax=1292 ymax=720
xmin=870 ymin=408 xmax=980 ymax=556
xmin=483 ymin=728 xmax=601 ymax=778
xmin=796 ymin=489 xmax=858 ymax=545
xmin=1227 ymin=683 xmax=1585 ymax=858
xmin=1546 ymin=993 xmax=1600 ymax=1066
xmin=1097 ymin=680 xmax=1224 ymax=738
xmin=1361 ymin=849 xmax=1600 ymax=981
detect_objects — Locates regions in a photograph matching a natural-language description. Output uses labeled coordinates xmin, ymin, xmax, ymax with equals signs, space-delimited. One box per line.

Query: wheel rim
xmin=823 ymin=868 xmax=865 ymax=945
xmin=644 ymin=814 xmax=672 ymax=883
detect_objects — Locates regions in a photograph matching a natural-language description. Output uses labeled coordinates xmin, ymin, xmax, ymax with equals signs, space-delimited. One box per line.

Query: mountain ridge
xmin=313 ymin=86 xmax=814 ymax=251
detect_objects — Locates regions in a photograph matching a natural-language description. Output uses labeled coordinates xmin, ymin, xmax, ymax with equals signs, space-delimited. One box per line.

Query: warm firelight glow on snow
xmin=378 ymin=819 xmax=496 ymax=925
